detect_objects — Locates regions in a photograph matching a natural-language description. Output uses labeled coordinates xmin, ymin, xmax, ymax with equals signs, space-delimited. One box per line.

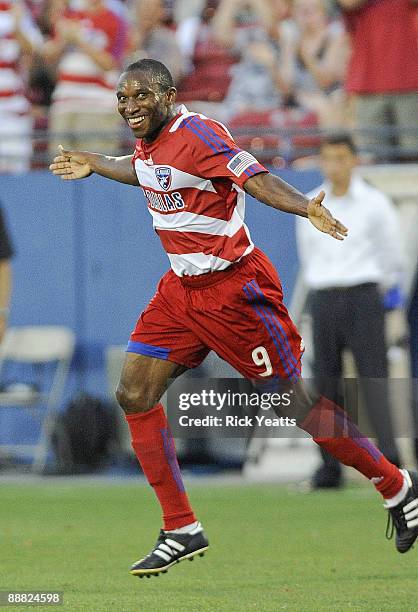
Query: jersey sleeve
xmin=183 ymin=115 xmax=268 ymax=189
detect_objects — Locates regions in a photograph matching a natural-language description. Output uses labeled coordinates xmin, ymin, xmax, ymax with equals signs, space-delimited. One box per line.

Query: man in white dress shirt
xmin=296 ymin=133 xmax=403 ymax=488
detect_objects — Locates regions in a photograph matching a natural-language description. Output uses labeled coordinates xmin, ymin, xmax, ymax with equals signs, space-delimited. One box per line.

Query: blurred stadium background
xmin=1 ymin=0 xmax=418 ymax=609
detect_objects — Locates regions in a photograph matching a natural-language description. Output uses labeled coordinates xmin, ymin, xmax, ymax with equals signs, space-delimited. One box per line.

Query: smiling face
xmin=116 ymin=69 xmax=177 ymax=142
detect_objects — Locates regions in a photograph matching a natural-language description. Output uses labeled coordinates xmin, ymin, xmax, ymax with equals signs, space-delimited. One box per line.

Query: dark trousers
xmin=310 ymin=283 xmax=400 ymax=475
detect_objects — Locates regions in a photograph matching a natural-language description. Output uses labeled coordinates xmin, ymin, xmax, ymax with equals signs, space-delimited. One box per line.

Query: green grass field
xmin=1 ymin=481 xmax=417 ymax=611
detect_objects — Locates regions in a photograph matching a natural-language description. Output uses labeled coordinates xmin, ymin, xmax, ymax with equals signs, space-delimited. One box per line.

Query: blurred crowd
xmin=1 ymin=0 xmax=418 ymax=171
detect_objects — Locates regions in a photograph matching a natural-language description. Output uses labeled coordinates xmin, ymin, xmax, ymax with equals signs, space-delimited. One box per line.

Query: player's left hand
xmin=307 ymin=191 xmax=348 ymax=240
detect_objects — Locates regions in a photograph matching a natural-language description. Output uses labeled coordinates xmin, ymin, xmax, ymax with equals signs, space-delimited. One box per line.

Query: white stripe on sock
xmin=189 ymin=522 xmax=203 ymax=536
xmin=165 ymin=521 xmax=200 ymax=535
xmin=384 ymin=470 xmax=410 ymax=508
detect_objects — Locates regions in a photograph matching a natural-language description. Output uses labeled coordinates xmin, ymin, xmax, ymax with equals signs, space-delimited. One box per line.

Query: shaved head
xmin=122 ymin=59 xmax=174 ymax=93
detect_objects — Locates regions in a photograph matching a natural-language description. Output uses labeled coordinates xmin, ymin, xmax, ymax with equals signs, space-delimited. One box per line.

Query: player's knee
xmin=115 ymin=382 xmax=156 ymax=414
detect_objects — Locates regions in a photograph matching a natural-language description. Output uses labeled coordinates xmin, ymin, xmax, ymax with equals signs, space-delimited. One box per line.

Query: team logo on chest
xmin=155 ymin=167 xmax=172 ymax=191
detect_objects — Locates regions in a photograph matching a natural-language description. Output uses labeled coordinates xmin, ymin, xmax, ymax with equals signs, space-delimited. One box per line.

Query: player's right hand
xmin=49 ymin=145 xmax=93 ymax=180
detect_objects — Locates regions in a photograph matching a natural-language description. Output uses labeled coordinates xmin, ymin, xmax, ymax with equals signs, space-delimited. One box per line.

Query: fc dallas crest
xmin=155 ymin=167 xmax=172 ymax=191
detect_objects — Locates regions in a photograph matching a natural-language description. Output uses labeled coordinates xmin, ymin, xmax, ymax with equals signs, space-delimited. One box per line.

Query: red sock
xmin=300 ymin=396 xmax=403 ymax=499
xmin=126 ymin=404 xmax=196 ymax=530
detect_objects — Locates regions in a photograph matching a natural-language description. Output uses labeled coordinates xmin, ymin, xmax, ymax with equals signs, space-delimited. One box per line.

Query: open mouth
xmin=127 ymin=116 xmax=147 ymax=128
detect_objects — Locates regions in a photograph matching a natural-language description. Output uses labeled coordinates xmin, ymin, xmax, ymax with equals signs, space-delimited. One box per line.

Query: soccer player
xmin=50 ymin=59 xmax=418 ymax=578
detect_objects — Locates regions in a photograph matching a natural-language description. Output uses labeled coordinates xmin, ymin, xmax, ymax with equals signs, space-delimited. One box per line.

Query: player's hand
xmin=49 ymin=145 xmax=93 ymax=180
xmin=307 ymin=191 xmax=348 ymax=240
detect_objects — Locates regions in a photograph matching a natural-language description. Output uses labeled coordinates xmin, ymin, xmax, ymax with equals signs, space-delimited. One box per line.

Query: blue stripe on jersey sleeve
xmin=126 ymin=341 xmax=170 ymax=360
xmin=185 ymin=119 xmax=225 ymax=156
xmin=191 ymin=117 xmax=234 ymax=153
xmin=187 ymin=117 xmax=235 ymax=157
xmin=244 ymin=162 xmax=269 ymax=178
xmin=186 ymin=116 xmax=259 ymax=178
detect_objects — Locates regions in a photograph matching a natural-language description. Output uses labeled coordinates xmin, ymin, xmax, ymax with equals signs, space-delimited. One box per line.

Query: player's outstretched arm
xmin=49 ymin=146 xmax=139 ymax=186
xmin=244 ymin=172 xmax=348 ymax=241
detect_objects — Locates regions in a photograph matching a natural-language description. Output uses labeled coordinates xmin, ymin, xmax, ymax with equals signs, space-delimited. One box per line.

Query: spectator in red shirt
xmin=43 ymin=0 xmax=128 ymax=155
xmin=339 ymin=0 xmax=418 ymax=158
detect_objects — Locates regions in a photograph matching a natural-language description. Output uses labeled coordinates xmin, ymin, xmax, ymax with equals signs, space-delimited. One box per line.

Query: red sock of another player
xmin=126 ymin=404 xmax=196 ymax=531
xmin=300 ymin=396 xmax=404 ymax=499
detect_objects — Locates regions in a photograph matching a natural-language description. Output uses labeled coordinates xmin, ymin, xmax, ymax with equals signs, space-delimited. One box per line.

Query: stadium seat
xmin=0 ymin=326 xmax=75 ymax=473
xmin=229 ymin=108 xmax=319 ymax=164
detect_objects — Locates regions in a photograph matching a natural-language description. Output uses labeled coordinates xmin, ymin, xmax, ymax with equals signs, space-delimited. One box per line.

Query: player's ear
xmin=166 ymin=87 xmax=177 ymax=104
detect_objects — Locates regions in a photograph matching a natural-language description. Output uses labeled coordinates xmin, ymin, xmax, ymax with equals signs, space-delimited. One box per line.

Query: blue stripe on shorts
xmin=126 ymin=341 xmax=170 ymax=360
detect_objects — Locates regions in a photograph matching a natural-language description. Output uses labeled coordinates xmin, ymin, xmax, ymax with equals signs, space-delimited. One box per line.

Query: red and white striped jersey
xmin=0 ymin=1 xmax=42 ymax=115
xmin=52 ymin=7 xmax=125 ymax=112
xmin=132 ymin=107 xmax=268 ymax=277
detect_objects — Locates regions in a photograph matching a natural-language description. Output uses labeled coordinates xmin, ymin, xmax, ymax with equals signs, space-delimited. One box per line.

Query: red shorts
xmin=128 ymin=247 xmax=303 ymax=382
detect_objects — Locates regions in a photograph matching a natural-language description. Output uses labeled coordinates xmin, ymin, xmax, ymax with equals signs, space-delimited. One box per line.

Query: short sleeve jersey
xmin=132 ymin=107 xmax=268 ymax=276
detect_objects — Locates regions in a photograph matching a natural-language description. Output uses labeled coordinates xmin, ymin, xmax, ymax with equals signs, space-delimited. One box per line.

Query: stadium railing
xmin=0 ymin=125 xmax=418 ymax=171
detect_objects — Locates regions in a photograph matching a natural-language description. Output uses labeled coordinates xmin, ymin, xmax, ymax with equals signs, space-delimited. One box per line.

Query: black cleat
xmin=130 ymin=522 xmax=209 ymax=577
xmin=311 ymin=464 xmax=343 ymax=490
xmin=386 ymin=470 xmax=418 ymax=553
